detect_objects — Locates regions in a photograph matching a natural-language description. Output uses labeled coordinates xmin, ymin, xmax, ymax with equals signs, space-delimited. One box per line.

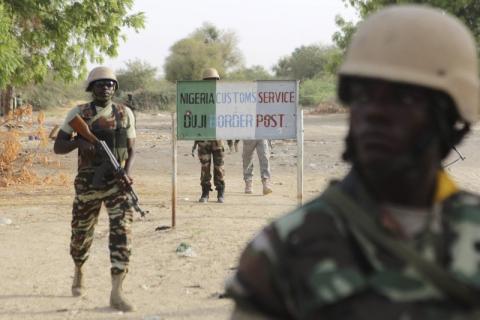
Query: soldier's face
xmin=348 ymin=78 xmax=433 ymax=169
xmin=92 ymin=80 xmax=116 ymax=102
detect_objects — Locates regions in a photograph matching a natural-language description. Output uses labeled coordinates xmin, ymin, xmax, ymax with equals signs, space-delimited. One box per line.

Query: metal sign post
xmin=296 ymin=81 xmax=304 ymax=206
xmin=171 ymin=112 xmax=177 ymax=228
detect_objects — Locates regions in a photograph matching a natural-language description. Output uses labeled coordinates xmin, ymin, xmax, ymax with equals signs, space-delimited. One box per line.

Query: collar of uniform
xmin=93 ymin=100 xmax=112 ymax=111
xmin=434 ymin=169 xmax=458 ymax=203
xmin=88 ymin=101 xmax=113 ymax=125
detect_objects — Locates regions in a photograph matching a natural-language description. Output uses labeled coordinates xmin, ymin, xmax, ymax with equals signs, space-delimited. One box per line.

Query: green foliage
xmin=116 ymin=60 xmax=158 ymax=92
xmin=0 ymin=0 xmax=145 ymax=88
xmin=272 ymin=45 xmax=342 ymax=80
xmin=299 ymin=76 xmax=337 ymax=106
xmin=335 ymin=1 xmax=480 ymax=54
xmin=19 ymin=75 xmax=88 ymax=110
xmin=0 ymin=3 xmax=21 ymax=89
xmin=164 ymin=22 xmax=243 ymax=81
xmin=115 ymin=60 xmax=175 ymax=111
xmin=332 ymin=15 xmax=358 ymax=52
xmin=225 ymin=66 xmax=273 ymax=80
xmin=123 ymin=89 xmax=175 ymax=112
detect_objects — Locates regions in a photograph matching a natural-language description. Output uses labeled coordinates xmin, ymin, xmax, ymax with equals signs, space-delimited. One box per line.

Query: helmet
xmin=202 ymin=68 xmax=220 ymax=80
xmin=85 ymin=66 xmax=118 ymax=92
xmin=338 ymin=5 xmax=479 ymax=124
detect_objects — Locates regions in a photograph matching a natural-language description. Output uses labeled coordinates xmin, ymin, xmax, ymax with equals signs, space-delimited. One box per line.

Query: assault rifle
xmin=69 ymin=115 xmax=148 ymax=217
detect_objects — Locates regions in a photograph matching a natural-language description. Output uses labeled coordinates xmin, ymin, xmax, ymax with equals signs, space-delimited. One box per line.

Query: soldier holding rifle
xmin=54 ymin=66 xmax=137 ymax=312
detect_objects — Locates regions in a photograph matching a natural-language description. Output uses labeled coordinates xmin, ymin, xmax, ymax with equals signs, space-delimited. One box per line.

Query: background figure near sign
xmin=193 ymin=68 xmax=226 ymax=203
xmin=243 ymin=139 xmax=272 ymax=195
xmin=126 ymin=93 xmax=137 ymax=128
xmin=227 ymin=139 xmax=239 ymax=153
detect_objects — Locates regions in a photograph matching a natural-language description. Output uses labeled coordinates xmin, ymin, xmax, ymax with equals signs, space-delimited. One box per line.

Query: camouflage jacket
xmin=226 ymin=170 xmax=480 ymax=320
xmin=195 ymin=140 xmax=224 ymax=152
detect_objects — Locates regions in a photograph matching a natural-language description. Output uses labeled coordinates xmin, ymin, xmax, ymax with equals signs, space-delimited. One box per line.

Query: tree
xmin=226 ymin=66 xmax=273 ymax=81
xmin=116 ymin=60 xmax=157 ymax=92
xmin=164 ymin=22 xmax=243 ymax=82
xmin=334 ymin=1 xmax=480 ymax=53
xmin=0 ymin=0 xmax=145 ymax=88
xmin=272 ymin=45 xmax=341 ymax=80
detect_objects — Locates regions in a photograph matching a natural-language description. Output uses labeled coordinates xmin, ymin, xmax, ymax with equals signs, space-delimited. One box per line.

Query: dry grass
xmin=0 ymin=105 xmax=67 ymax=187
xmin=305 ymin=101 xmax=348 ymax=115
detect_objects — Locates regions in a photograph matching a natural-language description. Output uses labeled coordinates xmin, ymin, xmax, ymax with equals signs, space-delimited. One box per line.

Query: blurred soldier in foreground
xmin=226 ymin=5 xmax=480 ymax=319
xmin=54 ymin=66 xmax=137 ymax=312
xmin=193 ymin=68 xmax=226 ymax=203
xmin=242 ymin=139 xmax=273 ymax=195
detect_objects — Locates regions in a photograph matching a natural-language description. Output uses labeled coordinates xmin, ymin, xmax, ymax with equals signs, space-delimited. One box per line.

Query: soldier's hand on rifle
xmin=115 ymin=170 xmax=133 ymax=189
xmin=78 ymin=138 xmax=96 ymax=159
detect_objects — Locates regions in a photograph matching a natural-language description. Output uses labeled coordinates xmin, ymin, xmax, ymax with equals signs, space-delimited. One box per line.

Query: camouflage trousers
xmin=70 ymin=169 xmax=133 ymax=275
xmin=197 ymin=141 xmax=225 ymax=190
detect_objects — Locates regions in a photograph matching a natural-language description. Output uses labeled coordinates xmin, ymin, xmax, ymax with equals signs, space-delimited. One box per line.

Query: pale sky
xmin=100 ymin=0 xmax=358 ymax=75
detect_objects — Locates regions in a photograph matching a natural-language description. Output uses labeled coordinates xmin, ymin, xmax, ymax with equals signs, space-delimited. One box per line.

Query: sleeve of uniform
xmin=59 ymin=106 xmax=81 ymax=135
xmin=125 ymin=107 xmax=136 ymax=139
xmin=226 ymin=195 xmax=370 ymax=319
xmin=226 ymin=225 xmax=292 ymax=319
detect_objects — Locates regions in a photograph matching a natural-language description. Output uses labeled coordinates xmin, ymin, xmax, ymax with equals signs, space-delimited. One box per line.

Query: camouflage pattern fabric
xmin=70 ymin=169 xmax=133 ymax=275
xmin=197 ymin=140 xmax=225 ymax=190
xmin=226 ymin=170 xmax=480 ymax=319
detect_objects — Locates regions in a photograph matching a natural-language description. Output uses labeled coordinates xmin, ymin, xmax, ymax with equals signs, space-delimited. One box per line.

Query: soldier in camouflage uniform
xmin=54 ymin=66 xmax=137 ymax=312
xmin=226 ymin=5 xmax=480 ymax=319
xmin=194 ymin=68 xmax=226 ymax=203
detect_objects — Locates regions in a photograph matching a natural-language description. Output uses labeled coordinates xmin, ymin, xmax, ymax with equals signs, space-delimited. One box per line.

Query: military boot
xmin=217 ymin=187 xmax=225 ymax=203
xmin=244 ymin=180 xmax=253 ymax=194
xmin=110 ymin=272 xmax=136 ymax=312
xmin=262 ymin=179 xmax=273 ymax=195
xmin=199 ymin=185 xmax=210 ymax=203
xmin=72 ymin=266 xmax=85 ymax=297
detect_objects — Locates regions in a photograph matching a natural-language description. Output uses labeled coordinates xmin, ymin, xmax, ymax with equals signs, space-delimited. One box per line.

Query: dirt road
xmin=0 ymin=110 xmax=477 ymax=320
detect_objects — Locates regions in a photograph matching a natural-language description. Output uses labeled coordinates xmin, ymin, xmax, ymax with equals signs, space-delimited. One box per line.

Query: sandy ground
xmin=0 ymin=109 xmax=479 ymax=320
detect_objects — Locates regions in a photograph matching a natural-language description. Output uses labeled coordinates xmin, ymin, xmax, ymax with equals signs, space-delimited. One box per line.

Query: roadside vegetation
xmin=1 ymin=0 xmax=479 ymax=185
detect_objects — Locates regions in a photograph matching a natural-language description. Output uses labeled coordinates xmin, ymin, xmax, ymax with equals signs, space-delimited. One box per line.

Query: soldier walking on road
xmin=193 ymin=68 xmax=226 ymax=203
xmin=242 ymin=139 xmax=273 ymax=195
xmin=54 ymin=66 xmax=137 ymax=312
xmin=226 ymin=5 xmax=480 ymax=319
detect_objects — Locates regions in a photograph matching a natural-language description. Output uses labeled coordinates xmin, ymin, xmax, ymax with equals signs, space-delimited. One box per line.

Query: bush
xmin=299 ymin=75 xmax=336 ymax=107
xmin=19 ymin=76 xmax=88 ymax=110
xmin=117 ymin=80 xmax=176 ymax=112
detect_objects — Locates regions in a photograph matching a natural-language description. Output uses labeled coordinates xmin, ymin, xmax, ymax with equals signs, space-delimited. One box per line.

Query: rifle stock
xmin=69 ymin=115 xmax=98 ymax=144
